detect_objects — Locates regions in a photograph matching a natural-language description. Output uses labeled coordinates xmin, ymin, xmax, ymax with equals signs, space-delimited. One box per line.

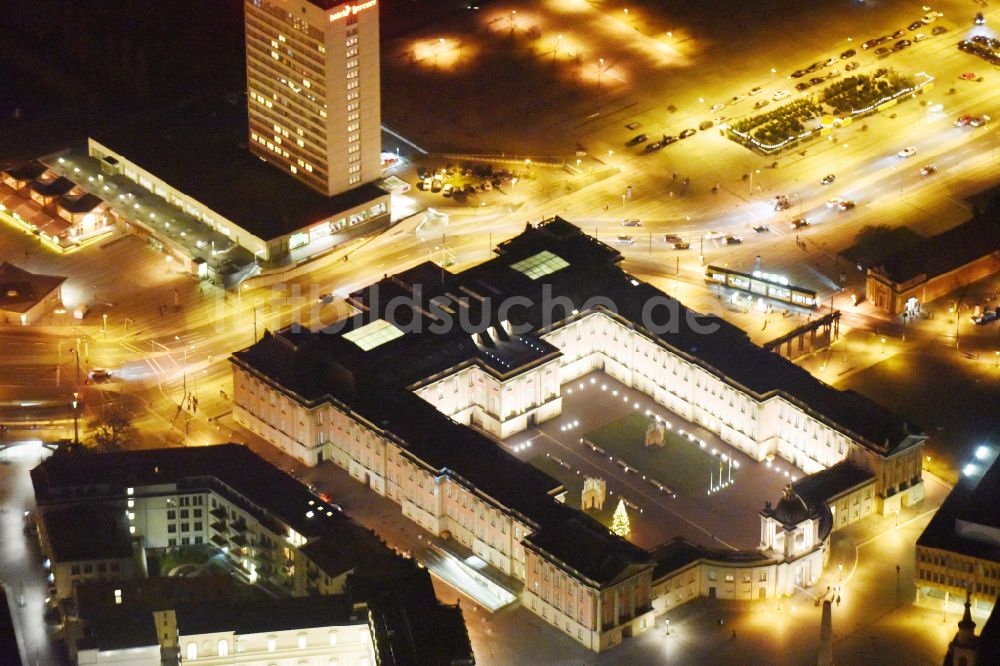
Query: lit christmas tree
xmin=611 ymin=498 xmax=631 ymax=539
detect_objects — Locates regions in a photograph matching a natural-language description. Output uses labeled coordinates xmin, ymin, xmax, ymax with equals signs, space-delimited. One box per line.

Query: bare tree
xmin=87 ymin=398 xmax=136 ymax=452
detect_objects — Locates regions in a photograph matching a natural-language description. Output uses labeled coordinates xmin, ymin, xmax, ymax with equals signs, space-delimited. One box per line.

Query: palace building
xmin=230 ymin=218 xmax=926 ymax=651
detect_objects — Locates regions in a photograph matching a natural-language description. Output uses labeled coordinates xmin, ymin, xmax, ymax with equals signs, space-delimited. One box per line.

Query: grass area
xmin=585 ymin=413 xmax=730 ymax=495
xmin=528 ymin=454 xmax=615 ymax=530
xmin=149 ymin=544 xmax=215 ymax=577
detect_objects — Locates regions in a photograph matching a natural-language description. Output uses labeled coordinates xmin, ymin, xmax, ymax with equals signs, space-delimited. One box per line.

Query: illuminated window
xmin=218 ymin=639 xmax=229 ymax=656
xmin=343 ymin=319 xmax=405 ymax=351
xmin=329 ymin=631 xmax=338 ymax=646
xmin=186 ymin=643 xmax=197 ymax=660
xmin=267 ymin=636 xmax=276 ymax=652
xmin=510 ymin=251 xmax=570 ymax=280
xmin=297 ymin=633 xmax=307 ymax=649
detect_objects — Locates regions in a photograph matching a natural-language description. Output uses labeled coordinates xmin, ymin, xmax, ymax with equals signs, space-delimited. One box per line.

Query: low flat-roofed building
xmin=37 ymin=504 xmax=138 ymax=599
xmin=86 ymin=97 xmax=390 ymax=265
xmin=867 ymin=212 xmax=1000 ymax=314
xmin=916 ymin=448 xmax=1000 ymax=615
xmin=31 ymin=445 xmax=473 ymax=665
xmin=0 ymin=262 xmax=66 ymax=325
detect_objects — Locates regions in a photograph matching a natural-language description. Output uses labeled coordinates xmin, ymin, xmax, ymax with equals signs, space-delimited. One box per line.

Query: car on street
xmin=961 ymin=72 xmax=979 ymax=80
xmin=662 ymin=134 xmax=679 ymax=144
xmin=972 ymin=308 xmax=999 ymax=325
xmin=89 ymin=368 xmax=113 ymax=381
xmin=672 ymin=240 xmax=691 ymax=250
xmin=826 ymin=198 xmax=842 ymax=208
xmin=622 ymin=218 xmax=642 ymax=227
xmin=875 ymin=46 xmax=892 ymax=57
xmin=908 ymin=20 xmax=923 ymax=31
xmin=790 ymin=69 xmax=807 ymax=78
xmin=442 ymin=183 xmax=454 ymax=197
xmin=704 ymin=230 xmax=725 ymax=240
xmin=699 ymin=120 xmax=714 ymax=130
xmin=892 ymin=29 xmax=906 ymax=39
xmin=430 ymin=179 xmax=442 ymax=192
xmin=824 ymin=57 xmax=838 ymax=67
xmin=772 ymin=89 xmax=791 ymax=101
xmin=723 ymin=235 xmax=743 ymax=245
xmin=643 ymin=140 xmax=664 ymax=153
xmin=841 ymin=48 xmax=856 ymax=59
xmin=795 ymin=82 xmax=812 ymax=91
xmin=820 ymin=174 xmax=836 ymax=185
xmin=975 ymin=12 xmax=986 ymax=25
xmin=749 ymin=86 xmax=762 ymax=96
xmin=931 ymin=25 xmax=948 ymax=35
xmin=914 ymin=32 xmax=928 ymax=42
xmin=969 ymin=116 xmax=986 ymax=127
xmin=837 ymin=200 xmax=856 ymax=211
xmin=421 ymin=177 xmax=432 ymax=191
xmin=895 ymin=39 xmax=911 ymax=50
xmin=845 ymin=61 xmax=860 ymax=71
xmin=679 ymin=128 xmax=697 ymax=139
xmin=615 ymin=234 xmax=635 ymax=245
xmin=753 ymin=99 xmax=770 ymax=110
xmin=862 ymin=39 xmax=879 ymax=50
xmin=897 ymin=146 xmax=917 ymax=158
xmin=711 ymin=102 xmax=725 ymax=111
xmin=752 ymin=223 xmax=770 ymax=233
xmin=810 ymin=77 xmax=826 ymax=85
xmin=790 ymin=218 xmax=810 ymax=229
xmin=663 ymin=234 xmax=682 ymax=243
xmin=922 ymin=11 xmax=940 ymax=24
xmin=626 ymin=133 xmax=648 ymax=146
xmin=920 ymin=164 xmax=937 ymax=176
xmin=770 ymin=195 xmax=791 ymax=211
xmin=728 ymin=95 xmax=745 ymax=105
xmin=875 ymin=36 xmax=892 ymax=45
xmin=826 ymin=69 xmax=841 ymax=79
xmin=928 ymin=103 xmax=944 ymax=113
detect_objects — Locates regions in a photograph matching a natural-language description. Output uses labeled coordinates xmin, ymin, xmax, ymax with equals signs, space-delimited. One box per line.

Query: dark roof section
xmin=874 ymin=216 xmax=1000 ymax=284
xmin=650 ymin=537 xmax=773 ymax=582
xmin=0 ymin=262 xmax=66 ymax=313
xmin=792 ymin=461 xmax=875 ymax=507
xmin=3 ymin=160 xmax=48 ymax=182
xmin=918 ymin=452 xmax=1000 ymax=563
xmin=0 ymin=587 xmax=24 ymax=666
xmin=29 ymin=176 xmax=74 ymax=197
xmin=40 ymin=504 xmax=134 ymax=562
xmin=176 ymin=595 xmax=360 ymax=636
xmin=56 ymin=192 xmax=103 ymax=214
xmin=979 ymin=602 xmax=1000 ymax=657
xmin=762 ymin=485 xmax=818 ymax=529
xmin=90 ymin=96 xmax=386 ymax=241
xmin=75 ymin=605 xmax=158 ymax=652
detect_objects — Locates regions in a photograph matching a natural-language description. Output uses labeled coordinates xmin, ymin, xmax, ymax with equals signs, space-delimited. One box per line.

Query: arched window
xmin=186 ymin=642 xmax=197 ymax=660
xmin=297 ymin=633 xmax=307 ymax=649
xmin=217 ymin=639 xmax=229 ymax=656
xmin=328 ymin=630 xmax=338 ymax=646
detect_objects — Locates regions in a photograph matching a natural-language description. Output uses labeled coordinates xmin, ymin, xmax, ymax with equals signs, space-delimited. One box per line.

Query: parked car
xmin=892 ymin=29 xmax=906 ymax=39
xmin=662 ymin=135 xmax=679 ymax=145
xmin=826 ymin=69 xmax=841 ymax=79
xmin=875 ymin=46 xmax=892 ymax=57
xmin=703 ymin=230 xmax=725 ymax=240
xmin=772 ymin=89 xmax=791 ymax=101
xmin=922 ymin=12 xmax=940 ymax=24
xmin=920 ymin=164 xmax=937 ymax=176
xmin=826 ymin=198 xmax=842 ymax=208
xmin=748 ymin=86 xmax=762 ymax=96
xmin=422 ymin=177 xmax=433 ymax=191
xmin=622 ymin=218 xmax=642 ymax=227
xmin=751 ymin=224 xmax=770 ymax=233
xmin=790 ymin=218 xmax=810 ymax=230
xmin=442 ymin=183 xmax=454 ymax=197
xmin=841 ymin=48 xmax=857 ymax=59
xmin=824 ymin=57 xmax=838 ymax=67
xmin=722 ymin=235 xmax=743 ymax=245
xmin=431 ymin=179 xmax=442 ymax=192
xmin=790 ymin=69 xmax=807 ymax=78
xmin=711 ymin=102 xmax=726 ymax=111
xmin=914 ymin=33 xmax=928 ymax=42
xmin=837 ymin=200 xmax=856 ymax=211
xmin=810 ymin=77 xmax=826 ymax=85
xmin=89 ymin=368 xmax=112 ymax=381
xmin=626 ymin=133 xmax=648 ymax=146
xmin=672 ymin=240 xmax=691 ymax=250
xmin=845 ymin=61 xmax=860 ymax=71
xmin=615 ymin=234 xmax=635 ymax=244
xmin=862 ymin=39 xmax=879 ymax=50
xmin=770 ymin=195 xmax=791 ymax=211
xmin=961 ymin=72 xmax=979 ymax=80
xmin=663 ymin=234 xmax=682 ymax=243
xmin=753 ymin=99 xmax=770 ymax=110
xmin=975 ymin=12 xmax=986 ymax=25
xmin=679 ymin=128 xmax=697 ymax=139
xmin=908 ymin=21 xmax=923 ymax=31
xmin=820 ymin=174 xmax=836 ymax=185
xmin=795 ymin=82 xmax=811 ymax=91
xmin=897 ymin=146 xmax=917 ymax=158
xmin=729 ymin=95 xmax=746 ymax=105
xmin=699 ymin=120 xmax=714 ymax=130
xmin=972 ymin=308 xmax=999 ymax=325
xmin=931 ymin=25 xmax=949 ymax=35
xmin=644 ymin=140 xmax=664 ymax=153
xmin=895 ymin=39 xmax=911 ymax=50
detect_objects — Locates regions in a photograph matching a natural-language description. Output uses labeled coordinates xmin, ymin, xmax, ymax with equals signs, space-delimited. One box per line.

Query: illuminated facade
xmin=230 ymin=218 xmax=926 ymax=651
xmin=245 ymin=0 xmax=381 ymax=196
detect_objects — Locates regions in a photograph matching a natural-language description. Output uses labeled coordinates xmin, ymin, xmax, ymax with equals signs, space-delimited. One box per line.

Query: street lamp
xmin=598 ymin=58 xmax=605 ymax=88
xmin=880 ymin=336 xmax=886 ymax=353
xmin=748 ymin=169 xmax=760 ymax=196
